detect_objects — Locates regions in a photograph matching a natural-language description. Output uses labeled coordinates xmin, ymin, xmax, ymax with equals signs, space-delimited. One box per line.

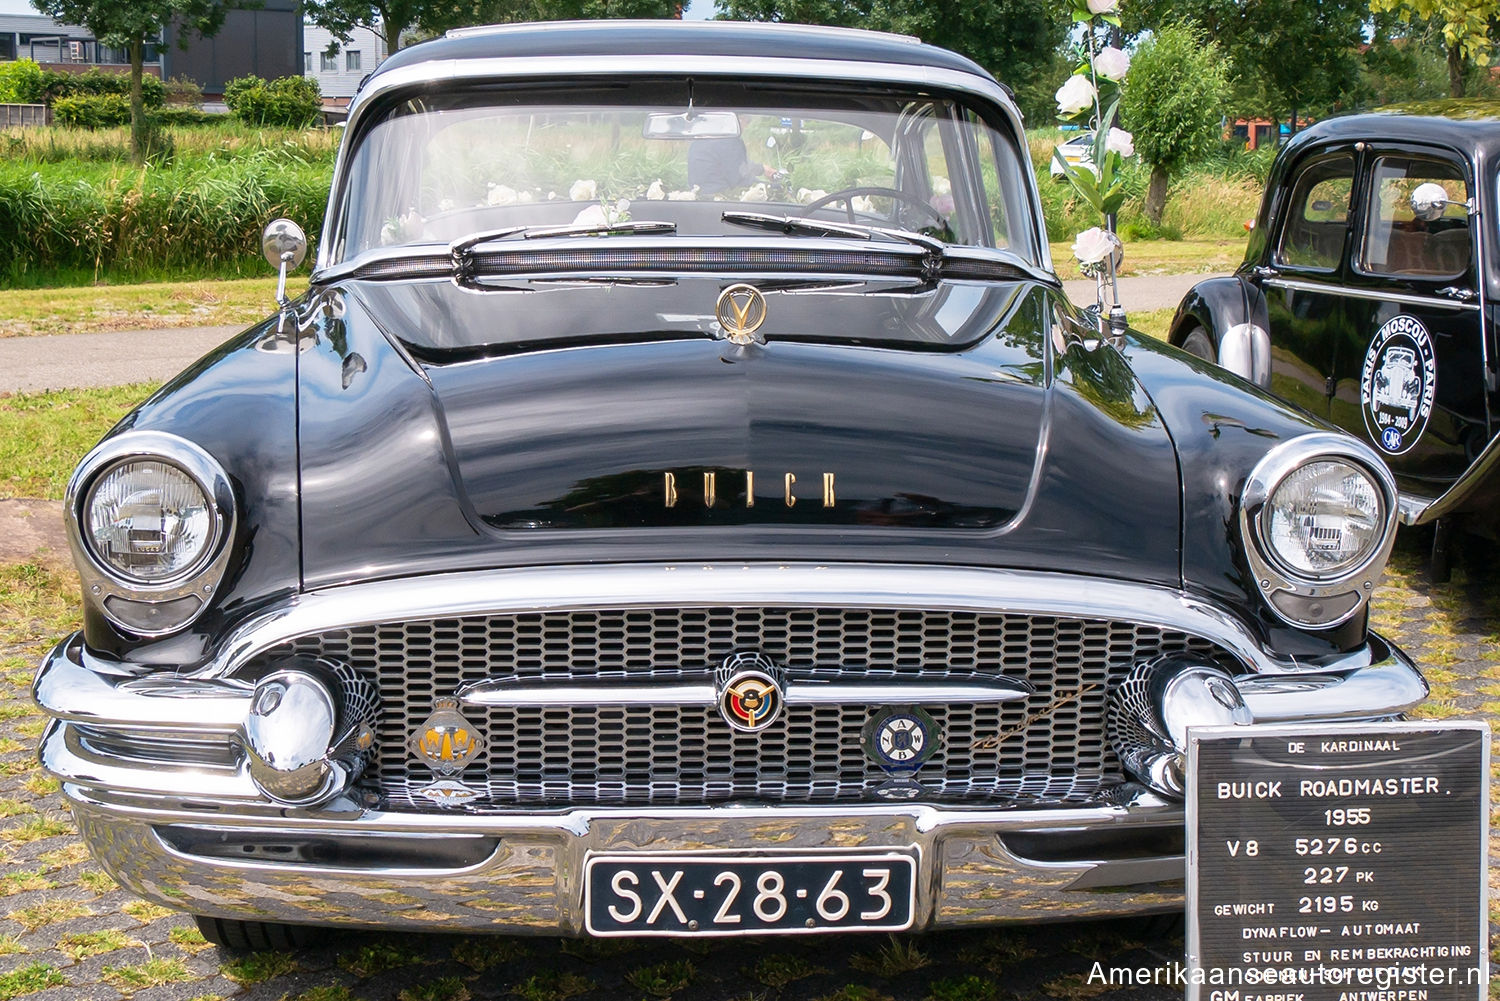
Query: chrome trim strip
xmin=1235 ymin=659 xmax=1428 ymax=721
xmin=34 ymin=637 xmax=250 ymax=732
xmin=457 ymin=676 xmax=1034 ymax=707
xmin=788 ymin=680 xmax=1032 ymax=704
xmin=37 ymin=564 xmax=1412 ymax=692
xmin=1262 ymin=276 xmax=1481 ymax=312
xmin=319 ymin=53 xmax=1050 ymax=276
xmin=461 ymin=682 xmax=715 ymax=707
xmin=1398 ymin=492 xmax=1436 ymax=525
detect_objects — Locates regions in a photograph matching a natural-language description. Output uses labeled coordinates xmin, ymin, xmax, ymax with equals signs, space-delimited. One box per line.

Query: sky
xmin=0 ymin=1 xmax=719 ymax=21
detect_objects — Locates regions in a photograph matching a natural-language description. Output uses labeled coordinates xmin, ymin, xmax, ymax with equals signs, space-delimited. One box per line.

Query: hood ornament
xmin=715 ymin=284 xmax=768 ymax=345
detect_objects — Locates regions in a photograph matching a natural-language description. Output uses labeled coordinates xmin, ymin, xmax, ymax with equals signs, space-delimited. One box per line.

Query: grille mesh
xmin=274 ymin=607 xmax=1224 ymax=809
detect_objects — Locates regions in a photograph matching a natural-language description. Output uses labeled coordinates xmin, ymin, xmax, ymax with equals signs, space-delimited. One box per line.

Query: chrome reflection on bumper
xmin=62 ymin=784 xmax=1186 ymax=933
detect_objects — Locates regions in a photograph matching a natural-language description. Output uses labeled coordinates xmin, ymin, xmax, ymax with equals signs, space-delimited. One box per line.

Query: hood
xmin=363 ymin=278 xmax=1045 ymax=531
xmin=296 ymin=277 xmax=1184 ymax=588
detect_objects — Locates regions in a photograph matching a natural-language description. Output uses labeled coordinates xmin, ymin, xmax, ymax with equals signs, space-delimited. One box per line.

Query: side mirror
xmin=1409 ymin=182 xmax=1469 ymax=222
xmin=262 ymin=218 xmax=307 ymax=309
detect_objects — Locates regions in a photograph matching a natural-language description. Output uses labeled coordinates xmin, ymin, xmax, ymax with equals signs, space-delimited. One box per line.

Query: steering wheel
xmin=799 ymin=185 xmax=947 ymax=227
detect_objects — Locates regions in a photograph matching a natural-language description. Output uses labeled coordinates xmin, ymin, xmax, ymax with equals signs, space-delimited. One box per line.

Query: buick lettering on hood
xmin=34 ymin=21 xmax=1427 ymax=946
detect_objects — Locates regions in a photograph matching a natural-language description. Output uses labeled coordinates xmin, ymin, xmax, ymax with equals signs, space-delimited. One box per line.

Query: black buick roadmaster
xmin=36 ymin=22 xmax=1424 ymax=946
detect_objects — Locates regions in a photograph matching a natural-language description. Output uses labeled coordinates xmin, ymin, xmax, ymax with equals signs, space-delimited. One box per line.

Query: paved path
xmin=0 ymin=324 xmax=240 ymax=393
xmin=0 ymin=274 xmax=1213 ymax=393
xmin=1061 ymin=272 xmax=1206 ymax=313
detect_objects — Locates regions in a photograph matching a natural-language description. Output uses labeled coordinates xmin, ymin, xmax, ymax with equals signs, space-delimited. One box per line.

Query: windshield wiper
xmin=721 ymin=211 xmax=947 ymax=278
xmin=450 ymin=220 xmax=676 ymax=257
xmin=448 ymin=221 xmax=678 ymax=285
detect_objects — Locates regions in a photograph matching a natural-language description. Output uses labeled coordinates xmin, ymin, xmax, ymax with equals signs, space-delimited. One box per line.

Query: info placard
xmin=1187 ymin=721 xmax=1488 ymax=1001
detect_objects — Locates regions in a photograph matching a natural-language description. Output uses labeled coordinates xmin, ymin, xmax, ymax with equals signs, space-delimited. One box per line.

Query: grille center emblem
xmin=716 ymin=651 xmax=784 ymax=732
xmin=715 ymin=284 xmax=768 ymax=345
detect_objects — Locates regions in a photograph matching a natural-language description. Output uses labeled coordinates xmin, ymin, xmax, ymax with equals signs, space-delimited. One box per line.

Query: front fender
xmin=1169 ymin=276 xmax=1271 ymax=388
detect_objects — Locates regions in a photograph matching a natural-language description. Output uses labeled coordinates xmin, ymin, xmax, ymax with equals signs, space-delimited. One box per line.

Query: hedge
xmin=224 ymin=75 xmax=322 ymax=128
xmin=52 ymin=93 xmax=131 ymax=129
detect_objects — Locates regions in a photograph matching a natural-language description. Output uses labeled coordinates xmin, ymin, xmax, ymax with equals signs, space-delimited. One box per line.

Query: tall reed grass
xmin=0 ymin=125 xmax=335 ymax=284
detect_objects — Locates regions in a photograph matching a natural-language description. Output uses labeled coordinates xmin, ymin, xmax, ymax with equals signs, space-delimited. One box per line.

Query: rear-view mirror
xmin=643 ymin=111 xmax=740 ymax=140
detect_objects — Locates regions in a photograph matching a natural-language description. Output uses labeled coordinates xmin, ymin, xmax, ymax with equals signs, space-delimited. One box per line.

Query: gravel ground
xmin=0 ymin=526 xmax=1494 ymax=1001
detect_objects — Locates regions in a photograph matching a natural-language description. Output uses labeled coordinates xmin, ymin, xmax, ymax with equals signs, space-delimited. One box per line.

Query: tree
xmin=305 ymin=0 xmax=680 ymax=56
xmin=1118 ymin=0 xmax=1367 ymax=131
xmin=1368 ymin=0 xmax=1500 ymax=96
xmin=31 ymin=0 xmax=231 ymax=163
xmin=1123 ymin=21 xmax=1229 ymax=226
xmin=711 ymin=0 xmax=1069 ymax=117
xmin=300 ymin=0 xmax=429 ymax=54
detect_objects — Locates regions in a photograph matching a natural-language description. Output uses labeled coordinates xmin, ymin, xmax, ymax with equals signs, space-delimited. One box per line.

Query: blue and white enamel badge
xmin=862 ymin=708 xmax=939 ymax=774
xmin=1361 ymin=315 xmax=1435 ymax=455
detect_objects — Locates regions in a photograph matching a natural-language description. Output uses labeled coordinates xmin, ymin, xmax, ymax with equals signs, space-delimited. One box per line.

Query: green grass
xmin=0 ymin=276 xmax=301 ymax=338
xmin=0 ymin=964 xmax=65 ymax=999
xmin=0 ymin=383 xmax=155 ymax=499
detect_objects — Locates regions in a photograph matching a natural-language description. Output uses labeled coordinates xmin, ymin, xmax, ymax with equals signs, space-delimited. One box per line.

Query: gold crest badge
xmin=715 ymin=284 xmax=768 ymax=345
xmin=408 ymin=697 xmax=485 ymax=777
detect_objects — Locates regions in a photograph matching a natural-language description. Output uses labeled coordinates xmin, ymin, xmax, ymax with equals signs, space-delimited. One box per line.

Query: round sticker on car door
xmin=1361 ymin=315 xmax=1435 ymax=455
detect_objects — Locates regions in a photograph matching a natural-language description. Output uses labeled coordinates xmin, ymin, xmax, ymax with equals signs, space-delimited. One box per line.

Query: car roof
xmin=372 ymin=19 xmax=994 ymax=83
xmin=1291 ymin=102 xmax=1500 ymax=157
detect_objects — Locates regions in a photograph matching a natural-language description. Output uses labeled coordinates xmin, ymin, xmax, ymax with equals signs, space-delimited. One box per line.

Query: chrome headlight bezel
xmin=65 ymin=431 xmax=236 ymax=637
xmin=1239 ymin=432 xmax=1398 ymax=629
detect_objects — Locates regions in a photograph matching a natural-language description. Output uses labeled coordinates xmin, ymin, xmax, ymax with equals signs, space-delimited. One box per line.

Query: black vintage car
xmin=35 ymin=21 xmax=1426 ymax=947
xmin=1170 ymin=105 xmax=1500 ymax=570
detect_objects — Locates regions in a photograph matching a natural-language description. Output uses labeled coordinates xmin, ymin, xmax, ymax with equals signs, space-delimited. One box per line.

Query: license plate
xmin=584 ymin=852 xmax=918 ymax=936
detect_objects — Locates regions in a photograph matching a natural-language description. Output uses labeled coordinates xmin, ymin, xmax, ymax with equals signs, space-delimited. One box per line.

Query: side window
xmin=1275 ymin=155 xmax=1354 ymax=270
xmin=1360 ymin=156 xmax=1471 ymax=278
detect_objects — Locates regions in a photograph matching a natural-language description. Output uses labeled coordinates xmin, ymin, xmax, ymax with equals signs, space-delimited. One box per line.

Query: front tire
xmin=194 ymin=915 xmax=325 ymax=952
xmin=1181 ymin=326 xmax=1216 ymax=363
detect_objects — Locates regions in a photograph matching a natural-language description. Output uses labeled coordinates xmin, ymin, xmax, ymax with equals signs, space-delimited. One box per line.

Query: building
xmin=162 ymin=0 xmax=302 ymax=98
xmin=0 ymin=0 xmax=300 ymax=99
xmin=304 ymin=22 xmax=386 ymax=102
xmin=0 ymin=11 xmax=161 ymax=76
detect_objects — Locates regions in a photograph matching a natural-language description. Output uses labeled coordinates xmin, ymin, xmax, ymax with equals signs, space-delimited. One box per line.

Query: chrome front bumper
xmin=34 ymin=563 xmax=1430 ymax=933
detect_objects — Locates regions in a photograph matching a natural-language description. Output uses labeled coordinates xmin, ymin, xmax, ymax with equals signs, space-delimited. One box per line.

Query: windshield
xmin=330 ymin=80 xmax=1037 ymax=265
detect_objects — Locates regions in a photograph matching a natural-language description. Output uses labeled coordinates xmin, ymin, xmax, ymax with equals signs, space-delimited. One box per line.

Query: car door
xmin=1259 ymin=147 xmax=1359 ymax=419
xmin=1330 ymin=146 xmax=1486 ymax=494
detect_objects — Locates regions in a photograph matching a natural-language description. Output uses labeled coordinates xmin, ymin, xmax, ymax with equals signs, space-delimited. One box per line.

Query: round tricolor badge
xmin=716 ymin=652 xmax=785 ymax=732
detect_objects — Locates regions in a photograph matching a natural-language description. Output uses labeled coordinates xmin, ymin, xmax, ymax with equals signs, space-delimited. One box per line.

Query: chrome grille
xmin=275 ymin=607 xmax=1225 ymax=809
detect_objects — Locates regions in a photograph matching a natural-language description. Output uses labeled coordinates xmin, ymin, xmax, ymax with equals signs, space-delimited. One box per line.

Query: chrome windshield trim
xmin=457 ymin=677 xmax=1033 ymax=708
xmin=1262 ymin=276 xmax=1481 ymax=312
xmin=59 ymin=563 xmax=1388 ymax=681
xmin=319 ymin=54 xmax=1049 ymax=276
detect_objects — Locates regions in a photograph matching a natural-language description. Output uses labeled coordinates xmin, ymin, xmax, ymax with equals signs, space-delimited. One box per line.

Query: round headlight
xmin=1263 ymin=459 xmax=1384 ymax=577
xmin=84 ymin=460 xmax=216 ymax=582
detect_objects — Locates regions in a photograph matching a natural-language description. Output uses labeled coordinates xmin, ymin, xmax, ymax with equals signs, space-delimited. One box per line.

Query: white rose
xmin=931 ymin=175 xmax=951 ymax=196
xmin=742 ymin=183 xmax=769 ymax=202
xmin=518 ymin=190 xmax=535 ymax=203
xmin=796 ymin=188 xmax=828 ymax=204
xmin=486 ymin=183 xmax=518 ymax=207
xmin=571 ymin=204 xmax=608 ymax=227
xmin=1086 ymin=0 xmax=1118 ymax=13
xmin=1072 ymin=226 xmax=1120 ymax=266
xmin=569 ymin=179 xmax=597 ymax=201
xmin=667 ymin=187 xmax=699 ymax=201
xmin=646 ymin=180 xmax=666 ymax=201
xmin=1055 ymin=74 xmax=1097 ymax=117
xmin=1105 ymin=127 xmax=1135 ymax=157
xmin=1094 ymin=46 xmax=1130 ymax=81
